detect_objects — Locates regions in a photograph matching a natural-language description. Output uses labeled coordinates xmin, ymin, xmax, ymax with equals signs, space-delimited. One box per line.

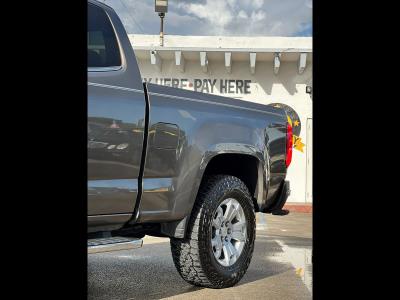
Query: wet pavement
xmin=88 ymin=212 xmax=312 ymax=300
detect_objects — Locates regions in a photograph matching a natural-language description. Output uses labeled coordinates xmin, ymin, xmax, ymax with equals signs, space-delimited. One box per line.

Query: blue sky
xmin=102 ymin=0 xmax=312 ymax=37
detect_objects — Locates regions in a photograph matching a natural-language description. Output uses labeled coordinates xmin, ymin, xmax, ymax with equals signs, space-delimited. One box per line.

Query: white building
xmin=129 ymin=34 xmax=312 ymax=206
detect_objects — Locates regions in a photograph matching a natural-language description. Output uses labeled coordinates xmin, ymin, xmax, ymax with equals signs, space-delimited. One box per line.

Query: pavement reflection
xmin=88 ymin=212 xmax=312 ymax=300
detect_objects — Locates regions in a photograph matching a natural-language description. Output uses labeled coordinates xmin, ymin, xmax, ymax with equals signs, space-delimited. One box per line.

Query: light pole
xmin=155 ymin=0 xmax=168 ymax=47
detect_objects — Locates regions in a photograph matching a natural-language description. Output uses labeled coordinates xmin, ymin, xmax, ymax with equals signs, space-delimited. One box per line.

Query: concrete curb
xmin=283 ymin=203 xmax=312 ymax=213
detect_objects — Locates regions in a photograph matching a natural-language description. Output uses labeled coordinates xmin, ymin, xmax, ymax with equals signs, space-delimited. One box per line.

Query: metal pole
xmin=159 ymin=13 xmax=165 ymax=47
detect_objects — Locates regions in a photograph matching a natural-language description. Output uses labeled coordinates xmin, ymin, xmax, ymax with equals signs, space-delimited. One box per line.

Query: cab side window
xmin=88 ymin=4 xmax=121 ymax=68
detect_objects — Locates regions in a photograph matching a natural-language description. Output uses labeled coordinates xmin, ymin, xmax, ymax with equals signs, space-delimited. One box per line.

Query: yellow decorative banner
xmin=293 ymin=135 xmax=305 ymax=152
xmin=287 ymin=115 xmax=292 ymax=126
xmin=286 ymin=114 xmax=305 ymax=153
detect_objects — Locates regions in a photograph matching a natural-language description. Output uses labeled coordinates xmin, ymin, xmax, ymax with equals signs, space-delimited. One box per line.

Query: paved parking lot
xmin=88 ymin=212 xmax=312 ymax=300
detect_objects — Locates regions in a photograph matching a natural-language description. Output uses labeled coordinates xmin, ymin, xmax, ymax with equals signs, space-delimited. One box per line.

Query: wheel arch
xmin=161 ymin=150 xmax=266 ymax=238
xmin=200 ymin=152 xmax=264 ymax=212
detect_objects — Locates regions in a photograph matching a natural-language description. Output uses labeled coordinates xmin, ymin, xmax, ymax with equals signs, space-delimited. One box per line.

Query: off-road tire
xmin=170 ymin=175 xmax=256 ymax=288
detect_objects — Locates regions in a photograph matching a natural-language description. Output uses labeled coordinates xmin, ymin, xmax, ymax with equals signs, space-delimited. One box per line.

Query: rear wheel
xmin=170 ymin=175 xmax=256 ymax=288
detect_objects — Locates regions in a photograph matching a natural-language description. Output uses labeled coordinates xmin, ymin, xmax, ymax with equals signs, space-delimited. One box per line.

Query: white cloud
xmin=253 ymin=0 xmax=265 ymax=9
xmin=103 ymin=0 xmax=312 ymax=37
xmin=227 ymin=0 xmax=237 ymax=9
xmin=178 ymin=0 xmax=234 ymax=29
xmin=251 ymin=10 xmax=266 ymax=22
xmin=237 ymin=10 xmax=248 ymax=19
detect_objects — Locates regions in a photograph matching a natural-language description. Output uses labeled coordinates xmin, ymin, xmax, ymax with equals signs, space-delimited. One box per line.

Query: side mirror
xmin=306 ymin=86 xmax=312 ymax=94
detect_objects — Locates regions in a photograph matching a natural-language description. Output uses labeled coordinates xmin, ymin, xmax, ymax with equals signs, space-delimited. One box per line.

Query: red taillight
xmin=285 ymin=122 xmax=293 ymax=168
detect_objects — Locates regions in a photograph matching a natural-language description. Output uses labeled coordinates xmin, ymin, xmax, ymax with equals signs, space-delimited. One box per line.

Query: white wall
xmin=135 ymin=57 xmax=312 ymax=203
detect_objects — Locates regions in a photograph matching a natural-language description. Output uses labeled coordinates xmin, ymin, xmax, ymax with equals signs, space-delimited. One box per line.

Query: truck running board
xmin=88 ymin=236 xmax=143 ymax=254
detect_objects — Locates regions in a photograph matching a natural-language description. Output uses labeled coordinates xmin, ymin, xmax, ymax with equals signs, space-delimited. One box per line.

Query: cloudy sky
xmin=102 ymin=0 xmax=312 ymax=37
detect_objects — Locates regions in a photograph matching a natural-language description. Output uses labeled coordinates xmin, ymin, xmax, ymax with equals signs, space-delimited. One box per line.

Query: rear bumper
xmin=263 ymin=180 xmax=290 ymax=213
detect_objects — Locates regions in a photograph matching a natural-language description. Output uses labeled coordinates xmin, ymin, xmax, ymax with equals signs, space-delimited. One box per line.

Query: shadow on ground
xmin=88 ymin=233 xmax=311 ymax=300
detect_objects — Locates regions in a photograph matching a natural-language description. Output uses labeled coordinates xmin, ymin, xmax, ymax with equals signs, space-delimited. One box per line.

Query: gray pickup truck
xmin=88 ymin=0 xmax=292 ymax=289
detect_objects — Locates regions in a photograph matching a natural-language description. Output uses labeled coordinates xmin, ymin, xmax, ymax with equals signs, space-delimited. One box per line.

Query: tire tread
xmin=170 ymin=175 xmax=255 ymax=288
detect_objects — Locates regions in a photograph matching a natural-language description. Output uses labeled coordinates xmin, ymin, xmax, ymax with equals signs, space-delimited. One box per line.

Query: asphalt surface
xmin=88 ymin=212 xmax=312 ymax=300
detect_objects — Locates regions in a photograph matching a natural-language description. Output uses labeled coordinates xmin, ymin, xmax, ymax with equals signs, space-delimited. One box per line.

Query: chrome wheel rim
xmin=211 ymin=198 xmax=247 ymax=267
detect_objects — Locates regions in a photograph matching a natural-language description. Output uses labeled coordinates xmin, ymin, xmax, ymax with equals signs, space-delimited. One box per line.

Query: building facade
xmin=129 ymin=34 xmax=312 ymax=205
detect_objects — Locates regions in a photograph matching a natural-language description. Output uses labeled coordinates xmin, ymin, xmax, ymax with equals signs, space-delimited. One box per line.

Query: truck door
xmin=87 ymin=2 xmax=145 ymax=219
